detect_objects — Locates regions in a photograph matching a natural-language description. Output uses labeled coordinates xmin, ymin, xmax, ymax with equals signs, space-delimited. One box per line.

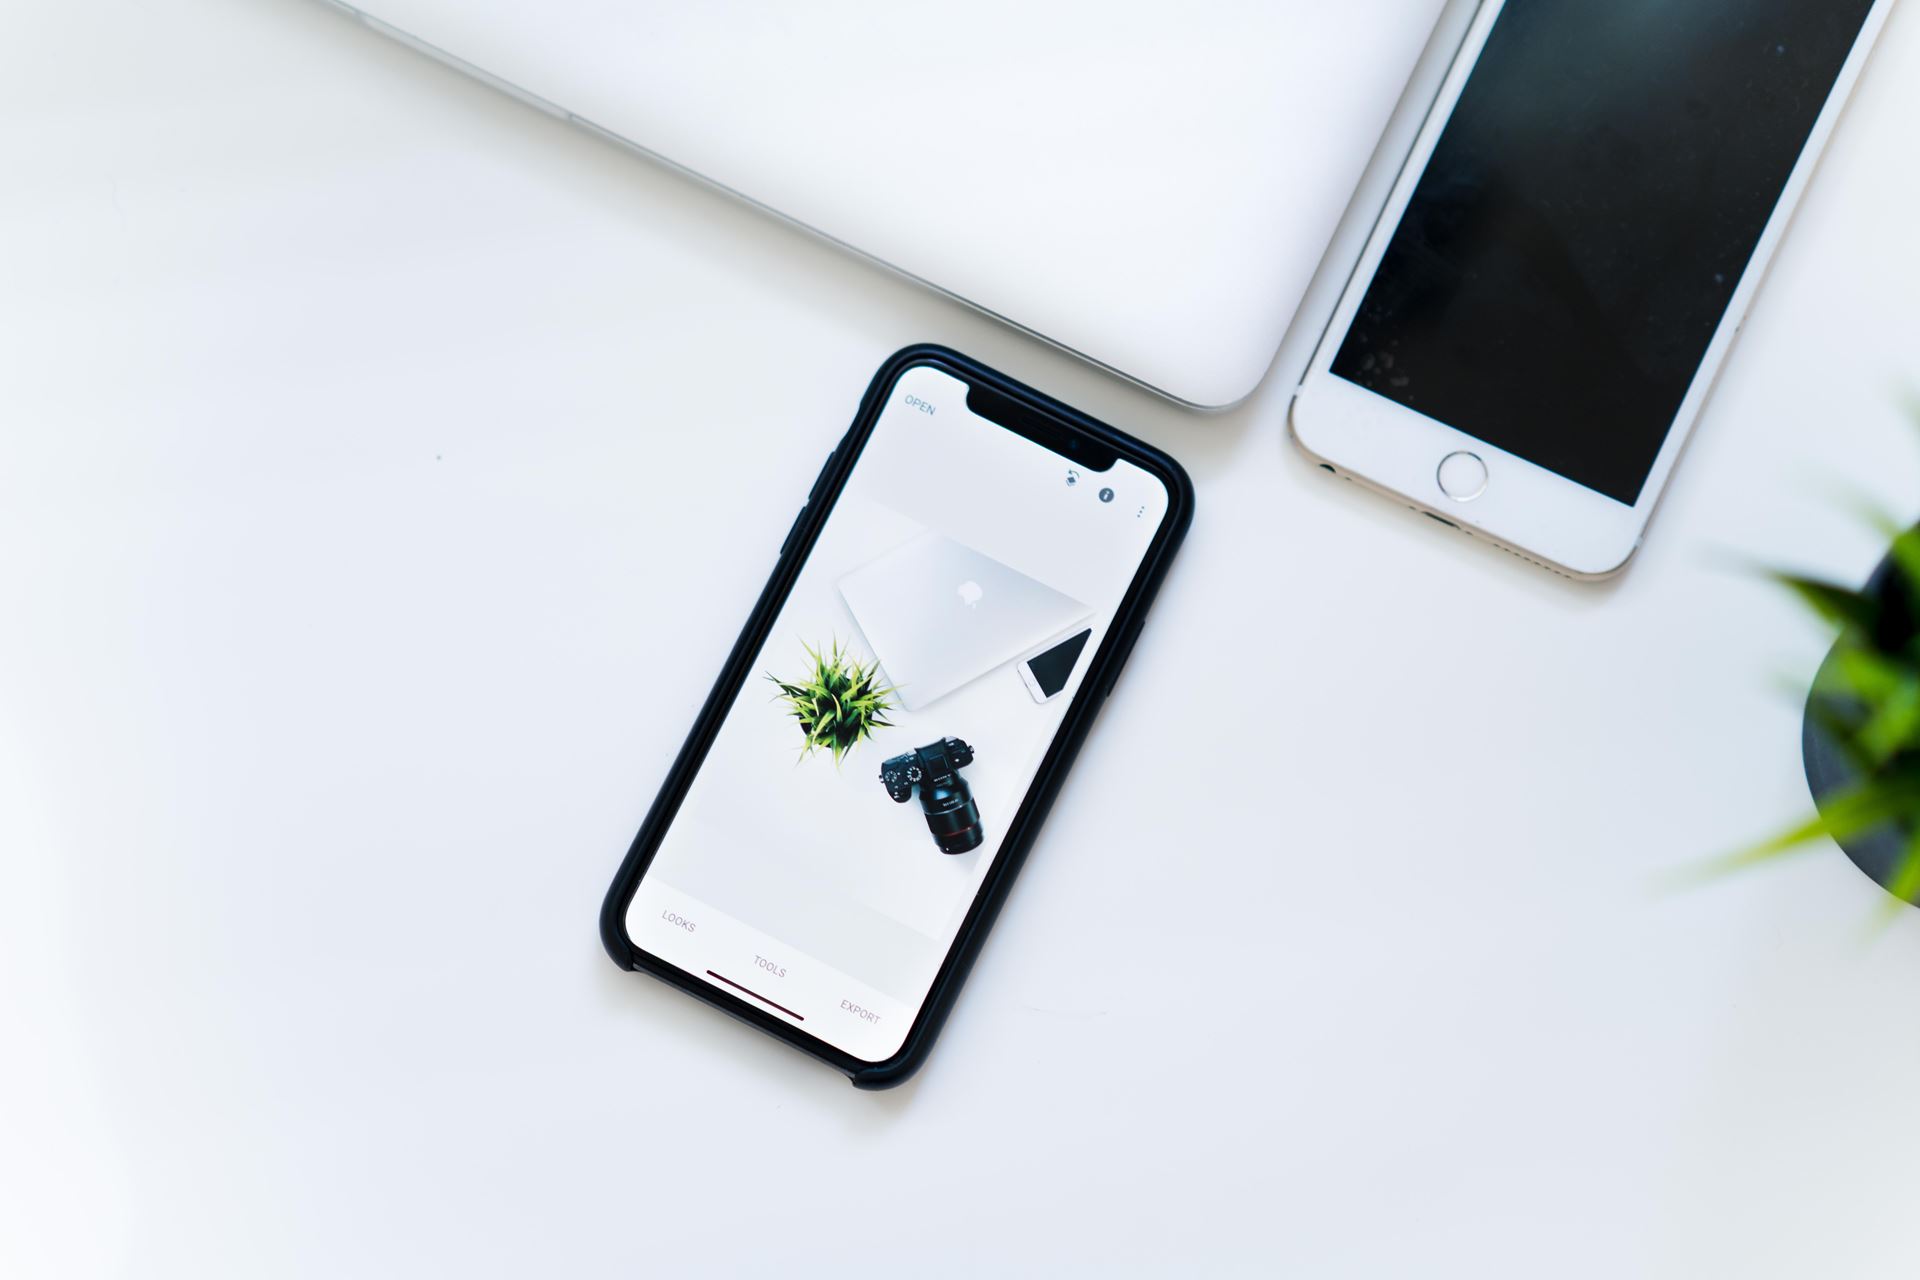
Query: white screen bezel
xmin=1290 ymin=0 xmax=1894 ymax=578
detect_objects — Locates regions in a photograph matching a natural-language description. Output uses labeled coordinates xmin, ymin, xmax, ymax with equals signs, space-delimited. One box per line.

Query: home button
xmin=1436 ymin=451 xmax=1488 ymax=502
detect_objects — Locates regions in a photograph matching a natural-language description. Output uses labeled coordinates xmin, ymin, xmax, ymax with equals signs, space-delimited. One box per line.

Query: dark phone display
xmin=1332 ymin=0 xmax=1874 ymax=505
xmin=1026 ymin=629 xmax=1092 ymax=698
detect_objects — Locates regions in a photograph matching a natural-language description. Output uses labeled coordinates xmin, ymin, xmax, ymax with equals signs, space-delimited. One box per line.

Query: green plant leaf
xmin=1856 ymin=677 xmax=1920 ymax=766
xmin=1821 ymin=647 xmax=1907 ymax=703
xmin=1883 ymin=827 xmax=1920 ymax=908
xmin=1696 ymin=779 xmax=1920 ymax=882
xmin=1770 ymin=572 xmax=1879 ymax=635
xmin=1885 ymin=524 xmax=1920 ymax=601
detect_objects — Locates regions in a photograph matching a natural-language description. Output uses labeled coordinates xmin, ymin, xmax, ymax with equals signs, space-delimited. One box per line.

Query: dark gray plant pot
xmin=1801 ymin=544 xmax=1919 ymax=907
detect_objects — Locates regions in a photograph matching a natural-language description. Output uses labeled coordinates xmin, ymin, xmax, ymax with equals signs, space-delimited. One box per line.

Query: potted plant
xmin=767 ymin=639 xmax=897 ymax=764
xmin=1736 ymin=519 xmax=1920 ymax=908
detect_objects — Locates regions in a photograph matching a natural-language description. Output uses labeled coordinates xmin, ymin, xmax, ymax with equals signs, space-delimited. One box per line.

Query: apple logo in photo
xmin=957 ymin=580 xmax=984 ymax=610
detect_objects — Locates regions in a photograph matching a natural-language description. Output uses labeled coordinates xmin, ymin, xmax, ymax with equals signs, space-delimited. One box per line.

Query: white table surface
xmin=5 ymin=3 xmax=1920 ymax=1276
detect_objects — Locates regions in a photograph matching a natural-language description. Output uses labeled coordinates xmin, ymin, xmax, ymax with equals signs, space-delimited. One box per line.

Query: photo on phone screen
xmin=622 ymin=363 xmax=1173 ymax=1063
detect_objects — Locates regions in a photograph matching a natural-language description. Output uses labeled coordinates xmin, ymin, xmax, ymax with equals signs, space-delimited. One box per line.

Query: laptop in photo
xmin=838 ymin=532 xmax=1092 ymax=712
xmin=320 ymin=0 xmax=1454 ymax=409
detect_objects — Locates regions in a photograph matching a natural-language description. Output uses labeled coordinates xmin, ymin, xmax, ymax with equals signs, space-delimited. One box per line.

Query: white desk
xmin=4 ymin=3 xmax=1918 ymax=1275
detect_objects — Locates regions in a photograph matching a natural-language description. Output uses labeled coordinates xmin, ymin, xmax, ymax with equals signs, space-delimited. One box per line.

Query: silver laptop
xmin=322 ymin=0 xmax=1453 ymax=409
xmin=838 ymin=533 xmax=1091 ymax=712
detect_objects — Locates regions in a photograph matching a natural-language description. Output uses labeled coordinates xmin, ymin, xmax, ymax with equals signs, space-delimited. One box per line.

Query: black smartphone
xmin=601 ymin=346 xmax=1193 ymax=1087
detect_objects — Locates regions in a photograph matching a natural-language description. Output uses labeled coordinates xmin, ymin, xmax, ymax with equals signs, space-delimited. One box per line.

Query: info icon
xmin=1098 ymin=487 xmax=1115 ymax=504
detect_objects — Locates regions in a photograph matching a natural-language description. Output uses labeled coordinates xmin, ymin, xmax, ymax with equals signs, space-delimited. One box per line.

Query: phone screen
xmin=1330 ymin=0 xmax=1875 ymax=506
xmin=1024 ymin=629 xmax=1093 ymax=700
xmin=627 ymin=365 xmax=1170 ymax=1061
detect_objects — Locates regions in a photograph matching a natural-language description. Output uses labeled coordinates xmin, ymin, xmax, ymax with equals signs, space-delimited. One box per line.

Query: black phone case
xmin=599 ymin=344 xmax=1195 ymax=1088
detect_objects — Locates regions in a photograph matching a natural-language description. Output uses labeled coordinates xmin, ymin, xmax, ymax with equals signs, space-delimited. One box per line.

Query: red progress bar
xmin=706 ymin=970 xmax=805 ymax=1021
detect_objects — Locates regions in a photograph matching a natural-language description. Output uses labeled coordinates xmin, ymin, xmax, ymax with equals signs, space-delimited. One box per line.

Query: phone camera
xmin=880 ymin=738 xmax=983 ymax=854
xmin=1098 ymin=487 xmax=1115 ymax=503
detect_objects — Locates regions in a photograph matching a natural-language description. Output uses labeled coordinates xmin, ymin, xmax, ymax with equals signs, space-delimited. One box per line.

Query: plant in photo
xmin=767 ymin=639 xmax=897 ymax=763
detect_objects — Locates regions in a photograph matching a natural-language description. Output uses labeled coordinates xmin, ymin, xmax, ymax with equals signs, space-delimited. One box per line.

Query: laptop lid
xmin=330 ymin=0 xmax=1449 ymax=408
xmin=838 ymin=532 xmax=1091 ymax=712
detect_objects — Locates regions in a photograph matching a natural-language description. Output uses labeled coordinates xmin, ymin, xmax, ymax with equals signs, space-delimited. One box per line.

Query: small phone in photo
xmin=1018 ymin=629 xmax=1093 ymax=703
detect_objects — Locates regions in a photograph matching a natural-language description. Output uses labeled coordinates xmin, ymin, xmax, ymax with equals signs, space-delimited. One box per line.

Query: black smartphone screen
xmin=1331 ymin=0 xmax=1875 ymax=506
xmin=1025 ymin=629 xmax=1093 ymax=699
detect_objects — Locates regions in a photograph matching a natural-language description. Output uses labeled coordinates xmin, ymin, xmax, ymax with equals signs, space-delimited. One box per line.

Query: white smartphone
xmin=1291 ymin=0 xmax=1893 ymax=578
xmin=1018 ymin=629 xmax=1094 ymax=703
